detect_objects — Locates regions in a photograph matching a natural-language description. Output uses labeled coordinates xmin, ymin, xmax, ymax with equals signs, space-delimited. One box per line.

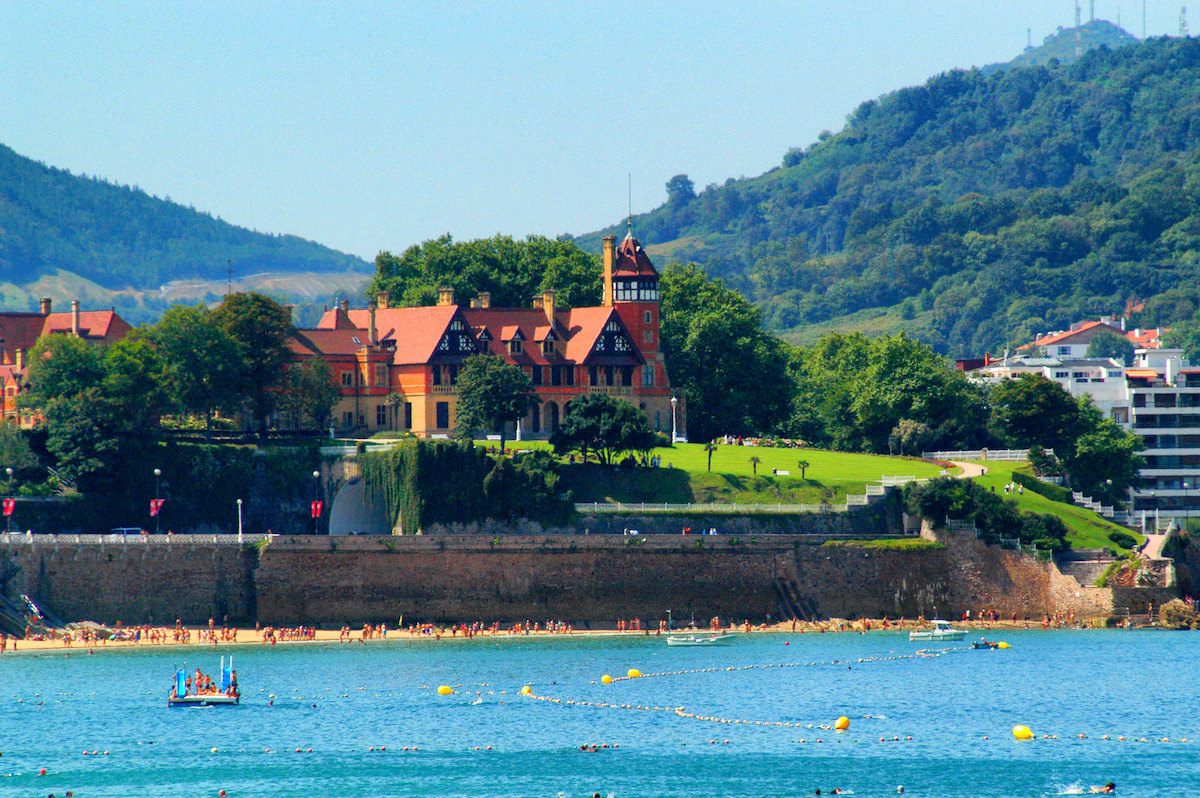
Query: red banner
xmin=311 ymin=500 xmax=323 ymax=519
xmin=2 ymin=498 xmax=13 ymax=517
xmin=150 ymin=499 xmax=165 ymax=517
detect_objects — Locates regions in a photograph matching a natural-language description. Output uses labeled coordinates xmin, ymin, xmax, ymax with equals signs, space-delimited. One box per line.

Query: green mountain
xmin=0 ymin=143 xmax=369 ymax=320
xmin=579 ymin=26 xmax=1200 ymax=356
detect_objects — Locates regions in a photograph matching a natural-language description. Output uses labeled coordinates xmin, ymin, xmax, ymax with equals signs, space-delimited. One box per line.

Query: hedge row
xmin=1011 ymin=471 xmax=1073 ymax=504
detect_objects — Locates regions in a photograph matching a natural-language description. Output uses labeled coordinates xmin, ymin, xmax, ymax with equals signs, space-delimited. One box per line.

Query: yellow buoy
xmin=601 ymin=674 xmax=613 ymax=684
xmin=627 ymin=668 xmax=642 ymax=678
xmin=997 ymin=642 xmax=1010 ymax=649
xmin=520 ymin=685 xmax=532 ymax=695
xmin=1012 ymin=725 xmax=1033 ymax=740
xmin=835 ymin=716 xmax=850 ymax=731
xmin=437 ymin=685 xmax=455 ymax=696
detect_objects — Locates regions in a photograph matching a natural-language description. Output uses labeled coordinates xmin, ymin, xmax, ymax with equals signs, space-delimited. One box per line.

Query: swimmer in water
xmin=1090 ymin=783 xmax=1116 ymax=794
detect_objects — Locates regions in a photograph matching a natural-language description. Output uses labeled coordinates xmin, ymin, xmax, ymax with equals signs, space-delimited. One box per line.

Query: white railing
xmin=0 ymin=533 xmax=273 ymax=546
xmin=575 ymin=502 xmax=847 ymax=515
xmin=880 ymin=475 xmax=917 ymax=486
xmin=921 ymin=448 xmax=1051 ymax=461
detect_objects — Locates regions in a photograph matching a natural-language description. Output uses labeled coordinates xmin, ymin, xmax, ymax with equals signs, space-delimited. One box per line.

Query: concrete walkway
xmin=948 ymin=461 xmax=988 ymax=479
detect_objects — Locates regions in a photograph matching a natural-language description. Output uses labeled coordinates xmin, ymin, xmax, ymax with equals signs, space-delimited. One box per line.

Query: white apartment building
xmin=970 ymin=345 xmax=1200 ymax=526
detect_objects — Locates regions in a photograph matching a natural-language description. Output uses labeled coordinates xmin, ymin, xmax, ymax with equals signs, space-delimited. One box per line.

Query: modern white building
xmin=969 ymin=346 xmax=1200 ymax=527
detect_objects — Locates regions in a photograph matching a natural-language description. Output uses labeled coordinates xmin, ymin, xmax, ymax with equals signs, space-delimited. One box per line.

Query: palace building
xmin=294 ymin=232 xmax=684 ymax=440
xmin=0 ymin=299 xmax=132 ymax=427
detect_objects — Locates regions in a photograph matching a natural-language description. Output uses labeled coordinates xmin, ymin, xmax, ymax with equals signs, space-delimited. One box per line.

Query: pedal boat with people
xmin=168 ymin=656 xmax=240 ymax=707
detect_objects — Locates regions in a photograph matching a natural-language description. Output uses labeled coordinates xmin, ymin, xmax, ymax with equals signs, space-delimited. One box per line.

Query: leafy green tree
xmin=279 ymin=358 xmax=341 ymax=433
xmin=550 ymin=393 xmax=656 ymax=465
xmin=660 ymin=263 xmax=793 ymax=442
xmin=452 ymin=355 xmax=533 ymax=451
xmin=19 ymin=334 xmax=158 ymax=493
xmin=987 ymin=374 xmax=1081 ymax=458
xmin=152 ymin=304 xmax=240 ymax=433
xmin=368 ymin=234 xmax=601 ymax=311
xmin=788 ymin=332 xmax=988 ymax=453
xmin=665 ymin=174 xmax=696 ymax=207
xmin=0 ymin=423 xmax=40 ymax=482
xmin=1086 ymin=330 xmax=1135 ymax=364
xmin=211 ymin=292 xmax=295 ymax=435
xmin=1163 ymin=319 xmax=1200 ymax=363
xmin=1065 ymin=398 xmax=1144 ymax=506
xmin=797 ymin=459 xmax=810 ymax=479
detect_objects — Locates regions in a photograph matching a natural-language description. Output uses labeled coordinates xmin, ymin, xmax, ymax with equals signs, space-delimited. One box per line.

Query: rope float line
xmin=599 ymin=646 xmax=962 ymax=685
xmin=520 ymin=688 xmax=1199 ymax=743
xmin=520 ymin=647 xmax=1198 ymax=744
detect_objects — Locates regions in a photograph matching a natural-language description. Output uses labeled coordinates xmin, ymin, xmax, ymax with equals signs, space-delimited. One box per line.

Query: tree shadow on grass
xmin=562 ymin=463 xmax=693 ymax=503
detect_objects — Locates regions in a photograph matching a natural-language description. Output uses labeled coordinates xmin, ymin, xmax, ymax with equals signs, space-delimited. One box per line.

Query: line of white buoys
xmin=602 ymin=648 xmax=962 ymax=684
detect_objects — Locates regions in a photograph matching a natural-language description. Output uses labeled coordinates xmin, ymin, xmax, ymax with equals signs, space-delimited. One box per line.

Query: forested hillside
xmin=0 ymin=143 xmax=367 ymax=296
xmin=580 ymin=29 xmax=1200 ymax=356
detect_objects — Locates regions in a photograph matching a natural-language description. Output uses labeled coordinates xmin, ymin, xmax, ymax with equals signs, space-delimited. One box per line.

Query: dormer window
xmin=504 ymin=327 xmax=526 ymax=355
xmin=542 ymin=339 xmax=555 ymax=356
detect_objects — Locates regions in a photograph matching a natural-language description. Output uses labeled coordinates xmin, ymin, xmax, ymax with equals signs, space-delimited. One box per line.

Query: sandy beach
xmin=0 ymin=615 xmax=1088 ymax=655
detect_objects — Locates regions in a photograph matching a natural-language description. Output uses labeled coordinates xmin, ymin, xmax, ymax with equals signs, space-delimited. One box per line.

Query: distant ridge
xmin=0 ymin=143 xmax=369 ymax=318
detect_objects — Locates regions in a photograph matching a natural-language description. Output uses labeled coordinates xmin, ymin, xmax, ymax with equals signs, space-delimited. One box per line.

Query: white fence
xmin=0 ymin=532 xmax=272 ymax=546
xmin=920 ymin=448 xmax=1051 ymax=461
xmin=1072 ymin=492 xmax=1115 ymax=519
xmin=575 ymin=502 xmax=847 ymax=515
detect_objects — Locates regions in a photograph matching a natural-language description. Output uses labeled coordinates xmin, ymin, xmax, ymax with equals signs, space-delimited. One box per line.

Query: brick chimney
xmin=71 ymin=300 xmax=80 ymax=336
xmin=437 ymin=287 xmax=456 ymax=307
xmin=542 ymin=288 xmax=556 ymax=327
xmin=376 ymin=291 xmax=390 ymax=310
xmin=15 ymin=348 xmax=24 ymax=371
xmin=40 ymin=298 xmax=51 ymax=315
xmin=602 ymin=235 xmax=616 ymax=306
xmin=368 ymin=303 xmax=377 ymax=345
xmin=340 ymin=299 xmax=350 ymax=312
xmin=478 ymin=292 xmax=491 ymax=309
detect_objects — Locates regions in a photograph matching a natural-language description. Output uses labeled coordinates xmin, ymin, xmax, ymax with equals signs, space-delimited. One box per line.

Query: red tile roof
xmin=289 ymin=329 xmax=367 ymax=357
xmin=612 ymin=233 xmax=659 ymax=278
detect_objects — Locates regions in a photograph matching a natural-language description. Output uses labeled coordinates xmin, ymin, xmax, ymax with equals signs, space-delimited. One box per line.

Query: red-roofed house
xmin=0 ymin=298 xmax=133 ymax=426
xmin=294 ymin=232 xmax=683 ymax=439
xmin=1018 ymin=317 xmax=1164 ymax=358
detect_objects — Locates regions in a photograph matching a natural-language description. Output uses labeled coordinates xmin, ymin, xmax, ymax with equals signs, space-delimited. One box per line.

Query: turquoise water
xmin=1 ymin=630 xmax=1197 ymax=797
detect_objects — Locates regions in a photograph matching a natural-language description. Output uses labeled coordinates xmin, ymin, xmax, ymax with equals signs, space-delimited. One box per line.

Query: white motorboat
xmin=908 ymin=619 xmax=965 ymax=642
xmin=666 ymin=632 xmax=736 ymax=646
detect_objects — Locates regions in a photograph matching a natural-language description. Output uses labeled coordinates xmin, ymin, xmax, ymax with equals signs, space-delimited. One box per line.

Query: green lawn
xmin=559 ymin=442 xmax=950 ymax=505
xmin=963 ymin=460 xmax=1144 ymax=553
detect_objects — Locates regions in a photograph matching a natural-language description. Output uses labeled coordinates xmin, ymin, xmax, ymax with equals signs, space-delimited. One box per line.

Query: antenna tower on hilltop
xmin=1182 ymin=6 xmax=1191 ymax=36
xmin=1090 ymin=0 xmax=1095 ymax=22
xmin=1075 ymin=1 xmax=1083 ymax=58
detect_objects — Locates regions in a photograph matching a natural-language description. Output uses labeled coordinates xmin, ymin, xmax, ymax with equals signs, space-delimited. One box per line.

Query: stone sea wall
xmin=3 ymin=523 xmax=1164 ymax=628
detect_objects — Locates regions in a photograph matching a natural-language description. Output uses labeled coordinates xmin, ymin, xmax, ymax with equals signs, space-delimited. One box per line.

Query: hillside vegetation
xmin=0 ymin=143 xmax=368 ymax=314
xmin=581 ymin=29 xmax=1200 ymax=356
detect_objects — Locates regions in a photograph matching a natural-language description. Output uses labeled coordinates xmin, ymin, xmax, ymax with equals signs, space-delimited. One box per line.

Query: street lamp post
xmin=670 ymin=396 xmax=678 ymax=444
xmin=312 ymin=469 xmax=321 ymax=535
xmin=153 ymin=468 xmax=162 ymax=534
xmin=4 ymin=467 xmax=12 ymax=534
xmin=237 ymin=498 xmax=244 ymax=545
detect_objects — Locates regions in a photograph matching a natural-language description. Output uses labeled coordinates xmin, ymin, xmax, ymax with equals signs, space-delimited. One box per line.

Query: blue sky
xmin=0 ymin=1 xmax=1186 ymax=262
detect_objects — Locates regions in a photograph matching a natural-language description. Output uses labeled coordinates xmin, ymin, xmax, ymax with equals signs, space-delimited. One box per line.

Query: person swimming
xmin=1090 ymin=783 xmax=1115 ymax=794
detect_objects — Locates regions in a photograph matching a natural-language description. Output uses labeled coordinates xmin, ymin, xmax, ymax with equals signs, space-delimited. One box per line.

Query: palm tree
xmin=798 ymin=459 xmax=810 ymax=480
xmin=749 ymin=456 xmax=761 ymax=476
xmin=704 ymin=440 xmax=718 ymax=472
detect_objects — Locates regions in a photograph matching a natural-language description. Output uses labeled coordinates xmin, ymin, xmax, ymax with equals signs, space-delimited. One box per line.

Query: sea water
xmin=0 ymin=629 xmax=1196 ymax=797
